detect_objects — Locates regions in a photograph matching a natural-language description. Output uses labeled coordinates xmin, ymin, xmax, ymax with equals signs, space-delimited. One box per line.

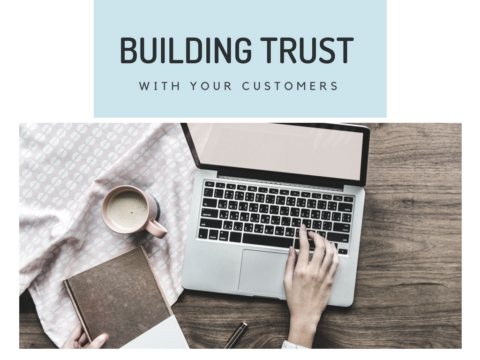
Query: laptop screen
xmin=187 ymin=123 xmax=366 ymax=182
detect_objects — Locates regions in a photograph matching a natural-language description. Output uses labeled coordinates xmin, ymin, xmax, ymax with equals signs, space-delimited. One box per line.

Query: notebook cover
xmin=63 ymin=246 xmax=173 ymax=349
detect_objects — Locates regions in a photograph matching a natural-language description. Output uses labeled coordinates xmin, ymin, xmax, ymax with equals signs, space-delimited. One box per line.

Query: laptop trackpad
xmin=238 ymin=250 xmax=287 ymax=298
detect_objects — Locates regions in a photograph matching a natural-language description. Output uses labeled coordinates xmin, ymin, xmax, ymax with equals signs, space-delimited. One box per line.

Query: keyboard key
xmin=307 ymin=199 xmax=316 ymax=208
xmin=285 ymin=228 xmax=295 ymax=237
xmin=249 ymin=203 xmax=258 ymax=212
xmin=328 ymin=232 xmax=350 ymax=243
xmin=219 ymin=210 xmax=229 ymax=219
xmin=261 ymin=215 xmax=270 ymax=224
xmin=240 ymin=212 xmax=250 ymax=222
xmin=275 ymin=226 xmax=285 ymax=236
xmin=234 ymin=222 xmax=243 ymax=231
xmin=227 ymin=184 xmax=236 ymax=189
xmin=271 ymin=216 xmax=281 ymax=225
xmin=203 ymin=198 xmax=217 ymax=208
xmin=276 ymin=196 xmax=286 ymax=205
xmin=334 ymin=195 xmax=343 ymax=201
xmin=259 ymin=187 xmax=268 ymax=193
xmin=308 ymin=240 xmax=315 ymax=250
xmin=254 ymin=224 xmax=263 ymax=233
xmin=290 ymin=208 xmax=300 ymax=217
xmin=301 ymin=192 xmax=311 ymax=198
xmin=342 ymin=214 xmax=351 ymax=223
xmin=291 ymin=191 xmax=300 ymax=197
xmin=333 ymin=223 xmax=351 ymax=233
xmin=235 ymin=192 xmax=245 ymax=201
xmin=332 ymin=242 xmax=338 ymax=249
xmin=313 ymin=221 xmax=322 ymax=230
xmin=250 ymin=214 xmax=260 ymax=222
xmin=266 ymin=195 xmax=276 ymax=204
xmin=228 ymin=201 xmax=238 ymax=210
xmin=219 ymin=231 xmax=229 ymax=241
xmin=280 ymin=207 xmax=290 ymax=216
xmin=243 ymin=233 xmax=293 ymax=248
xmin=204 ymin=188 xmax=213 ymax=197
xmin=295 ymin=228 xmax=300 ymax=238
xmin=344 ymin=197 xmax=354 ymax=202
xmin=205 ymin=181 xmax=214 ymax=187
xmin=248 ymin=186 xmax=257 ymax=192
xmin=292 ymin=218 xmax=301 ymax=227
xmin=198 ymin=228 xmax=208 ymax=239
xmin=224 ymin=190 xmax=234 ymax=199
xmin=281 ymin=217 xmax=291 ymax=226
xmin=218 ymin=200 xmax=228 ymax=209
xmin=214 ymin=189 xmax=224 ymax=198
xmin=321 ymin=211 xmax=331 ymax=220
xmin=286 ymin=197 xmax=296 ymax=206
xmin=280 ymin=189 xmax=289 ymax=195
xmin=312 ymin=193 xmax=322 ymax=199
xmin=317 ymin=231 xmax=326 ymax=238
xmin=265 ymin=225 xmax=274 ymax=234
xmin=237 ymin=185 xmax=247 ymax=190
xmin=200 ymin=218 xmax=222 ymax=229
xmin=230 ymin=211 xmax=239 ymax=221
xmin=216 ymin=182 xmax=225 ymax=188
xmin=202 ymin=208 xmax=218 ymax=218
xmin=209 ymin=230 xmax=219 ymax=240
xmin=297 ymin=198 xmax=306 ymax=207
xmin=223 ymin=221 xmax=233 ymax=230
xmin=338 ymin=203 xmax=353 ymax=212
xmin=259 ymin=204 xmax=269 ymax=213
xmin=269 ymin=205 xmax=279 ymax=215
xmin=301 ymin=209 xmax=310 ymax=218
xmin=269 ymin=188 xmax=279 ymax=194
xmin=255 ymin=194 xmax=265 ymax=203
xmin=301 ymin=219 xmax=311 ymax=228
xmin=245 ymin=192 xmax=255 ymax=201
xmin=244 ymin=223 xmax=253 ymax=232
xmin=323 ymin=194 xmax=332 ymax=200
xmin=239 ymin=202 xmax=248 ymax=211
xmin=328 ymin=202 xmax=337 ymax=211
xmin=323 ymin=221 xmax=332 ymax=231
xmin=230 ymin=232 xmax=242 ymax=242
xmin=332 ymin=212 xmax=341 ymax=221
xmin=339 ymin=249 xmax=348 ymax=255
xmin=311 ymin=210 xmax=321 ymax=219
xmin=317 ymin=200 xmax=327 ymax=210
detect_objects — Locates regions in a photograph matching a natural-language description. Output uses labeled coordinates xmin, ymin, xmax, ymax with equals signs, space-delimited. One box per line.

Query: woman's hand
xmin=61 ymin=323 xmax=108 ymax=349
xmin=283 ymin=224 xmax=339 ymax=348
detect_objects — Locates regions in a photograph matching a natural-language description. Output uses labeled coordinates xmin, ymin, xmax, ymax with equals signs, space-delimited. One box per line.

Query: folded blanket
xmin=19 ymin=123 xmax=197 ymax=347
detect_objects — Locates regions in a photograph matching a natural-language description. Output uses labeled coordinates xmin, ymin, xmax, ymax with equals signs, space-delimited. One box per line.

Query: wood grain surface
xmin=19 ymin=123 xmax=462 ymax=349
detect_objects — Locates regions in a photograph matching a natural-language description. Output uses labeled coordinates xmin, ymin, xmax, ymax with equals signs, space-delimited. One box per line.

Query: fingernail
xmin=301 ymin=224 xmax=306 ymax=230
xmin=94 ymin=334 xmax=107 ymax=346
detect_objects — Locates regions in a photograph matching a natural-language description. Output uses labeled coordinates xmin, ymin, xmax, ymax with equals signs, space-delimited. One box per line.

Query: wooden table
xmin=19 ymin=123 xmax=462 ymax=349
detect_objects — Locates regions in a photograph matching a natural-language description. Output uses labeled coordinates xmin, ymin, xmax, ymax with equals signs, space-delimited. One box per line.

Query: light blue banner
xmin=95 ymin=0 xmax=386 ymax=117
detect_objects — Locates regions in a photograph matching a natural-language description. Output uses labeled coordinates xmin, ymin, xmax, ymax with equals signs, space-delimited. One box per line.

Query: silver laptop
xmin=181 ymin=123 xmax=370 ymax=306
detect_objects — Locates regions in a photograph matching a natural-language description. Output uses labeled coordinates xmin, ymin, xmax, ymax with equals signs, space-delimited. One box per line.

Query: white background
xmin=1 ymin=0 xmax=479 ymax=358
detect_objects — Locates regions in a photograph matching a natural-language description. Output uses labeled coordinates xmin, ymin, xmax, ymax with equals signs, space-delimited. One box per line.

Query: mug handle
xmin=146 ymin=220 xmax=168 ymax=238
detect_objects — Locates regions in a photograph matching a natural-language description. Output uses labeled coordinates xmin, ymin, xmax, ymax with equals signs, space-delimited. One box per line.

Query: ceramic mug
xmin=101 ymin=185 xmax=167 ymax=238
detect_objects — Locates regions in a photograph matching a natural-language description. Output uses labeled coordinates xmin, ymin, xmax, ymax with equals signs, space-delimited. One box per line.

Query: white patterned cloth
xmin=19 ymin=123 xmax=197 ymax=347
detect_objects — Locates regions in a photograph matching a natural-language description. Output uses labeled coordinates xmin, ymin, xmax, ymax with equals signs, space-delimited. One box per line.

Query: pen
xmin=224 ymin=322 xmax=248 ymax=349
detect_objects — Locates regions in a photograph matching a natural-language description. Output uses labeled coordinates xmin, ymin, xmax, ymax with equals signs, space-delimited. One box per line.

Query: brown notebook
xmin=63 ymin=246 xmax=173 ymax=349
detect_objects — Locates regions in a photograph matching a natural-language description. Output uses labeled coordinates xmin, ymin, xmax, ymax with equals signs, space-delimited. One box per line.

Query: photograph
xmin=19 ymin=122 xmax=461 ymax=348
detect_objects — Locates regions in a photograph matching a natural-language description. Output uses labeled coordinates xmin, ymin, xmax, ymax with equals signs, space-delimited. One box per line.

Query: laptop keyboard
xmin=198 ymin=180 xmax=354 ymax=255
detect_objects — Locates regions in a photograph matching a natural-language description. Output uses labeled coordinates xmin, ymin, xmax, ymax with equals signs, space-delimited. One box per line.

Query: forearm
xmin=287 ymin=318 xmax=319 ymax=349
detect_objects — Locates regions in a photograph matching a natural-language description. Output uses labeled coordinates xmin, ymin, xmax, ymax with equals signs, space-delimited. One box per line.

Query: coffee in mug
xmin=101 ymin=185 xmax=167 ymax=238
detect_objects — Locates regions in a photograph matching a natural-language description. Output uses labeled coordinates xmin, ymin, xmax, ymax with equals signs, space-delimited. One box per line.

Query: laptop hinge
xmin=218 ymin=170 xmax=344 ymax=192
